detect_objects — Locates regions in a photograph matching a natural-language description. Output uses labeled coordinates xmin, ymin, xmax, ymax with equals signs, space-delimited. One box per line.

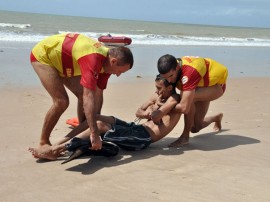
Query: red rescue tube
xmin=98 ymin=36 xmax=132 ymax=46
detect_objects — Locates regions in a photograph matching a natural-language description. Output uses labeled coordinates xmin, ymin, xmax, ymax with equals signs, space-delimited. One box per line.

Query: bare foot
xmin=213 ymin=113 xmax=223 ymax=132
xmin=39 ymin=140 xmax=52 ymax=146
xmin=168 ymin=136 xmax=189 ymax=147
xmin=28 ymin=145 xmax=59 ymax=160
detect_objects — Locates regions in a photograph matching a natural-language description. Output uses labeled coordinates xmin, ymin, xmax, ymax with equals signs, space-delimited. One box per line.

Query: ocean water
xmin=0 ymin=10 xmax=270 ymax=86
xmin=1 ymin=10 xmax=270 ymax=47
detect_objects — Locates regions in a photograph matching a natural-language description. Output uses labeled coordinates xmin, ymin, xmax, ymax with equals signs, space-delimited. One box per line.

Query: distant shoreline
xmin=1 ymin=40 xmax=270 ymax=87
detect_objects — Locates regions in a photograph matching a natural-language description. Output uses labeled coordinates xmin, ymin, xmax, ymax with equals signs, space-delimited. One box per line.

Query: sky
xmin=0 ymin=0 xmax=269 ymax=28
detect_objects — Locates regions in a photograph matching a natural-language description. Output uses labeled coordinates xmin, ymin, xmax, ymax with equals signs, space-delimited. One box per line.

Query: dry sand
xmin=0 ymin=77 xmax=270 ymax=202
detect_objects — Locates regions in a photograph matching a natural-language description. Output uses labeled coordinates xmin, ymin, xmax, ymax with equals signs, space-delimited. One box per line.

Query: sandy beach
xmin=0 ymin=39 xmax=270 ymax=201
xmin=0 ymin=75 xmax=270 ymax=201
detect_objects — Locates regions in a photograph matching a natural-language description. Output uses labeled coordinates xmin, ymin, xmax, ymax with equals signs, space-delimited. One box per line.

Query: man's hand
xmin=90 ymin=133 xmax=102 ymax=150
xmin=151 ymin=110 xmax=162 ymax=125
xmin=156 ymin=94 xmax=165 ymax=107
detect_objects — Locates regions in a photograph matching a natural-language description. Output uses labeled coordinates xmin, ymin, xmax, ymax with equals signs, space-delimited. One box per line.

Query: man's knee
xmin=97 ymin=120 xmax=104 ymax=130
xmin=54 ymin=97 xmax=69 ymax=111
xmin=191 ymin=127 xmax=199 ymax=133
xmin=191 ymin=123 xmax=202 ymax=133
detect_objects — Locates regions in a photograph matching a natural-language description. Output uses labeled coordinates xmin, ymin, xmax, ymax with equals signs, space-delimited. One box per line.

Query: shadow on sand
xmin=60 ymin=129 xmax=260 ymax=174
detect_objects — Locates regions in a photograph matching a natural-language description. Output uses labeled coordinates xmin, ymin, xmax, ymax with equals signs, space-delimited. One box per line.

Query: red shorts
xmin=221 ymin=84 xmax=226 ymax=93
xmin=30 ymin=52 xmax=38 ymax=62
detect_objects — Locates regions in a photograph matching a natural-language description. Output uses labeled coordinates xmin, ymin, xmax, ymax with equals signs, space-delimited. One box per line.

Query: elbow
xmin=135 ymin=109 xmax=141 ymax=118
xmin=135 ymin=108 xmax=149 ymax=119
xmin=175 ymin=104 xmax=190 ymax=114
xmin=182 ymin=108 xmax=190 ymax=114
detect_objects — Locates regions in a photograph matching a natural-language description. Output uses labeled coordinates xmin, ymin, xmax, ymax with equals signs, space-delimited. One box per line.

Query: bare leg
xmin=212 ymin=113 xmax=223 ymax=131
xmin=169 ymin=85 xmax=224 ymax=147
xmin=28 ymin=117 xmax=114 ymax=160
xmin=63 ymin=76 xmax=85 ymax=123
xmin=190 ymin=101 xmax=210 ymax=133
xmin=192 ymin=85 xmax=224 ymax=132
xmin=54 ymin=115 xmax=114 ymax=145
xmin=169 ymin=103 xmax=195 ymax=147
xmin=54 ymin=120 xmax=89 ymax=145
xmin=193 ymin=113 xmax=223 ymax=132
xmin=32 ymin=62 xmax=69 ymax=146
xmin=194 ymin=85 xmax=224 ymax=102
xmin=191 ymin=100 xmax=223 ymax=132
xmin=28 ymin=127 xmax=91 ymax=160
xmin=28 ymin=144 xmax=66 ymax=160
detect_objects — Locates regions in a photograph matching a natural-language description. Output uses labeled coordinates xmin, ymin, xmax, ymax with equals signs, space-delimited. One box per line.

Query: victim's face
xmin=155 ymin=80 xmax=171 ymax=99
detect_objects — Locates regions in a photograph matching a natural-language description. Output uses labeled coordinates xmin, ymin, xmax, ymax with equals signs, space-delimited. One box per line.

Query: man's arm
xmin=175 ymin=90 xmax=195 ymax=114
xmin=151 ymin=94 xmax=180 ymax=124
xmin=95 ymin=86 xmax=103 ymax=114
xmin=83 ymin=87 xmax=102 ymax=150
xmin=135 ymin=94 xmax=157 ymax=119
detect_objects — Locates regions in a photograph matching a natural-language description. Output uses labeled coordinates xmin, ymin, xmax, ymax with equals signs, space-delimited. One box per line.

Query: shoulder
xmin=145 ymin=94 xmax=157 ymax=106
xmin=150 ymin=93 xmax=158 ymax=101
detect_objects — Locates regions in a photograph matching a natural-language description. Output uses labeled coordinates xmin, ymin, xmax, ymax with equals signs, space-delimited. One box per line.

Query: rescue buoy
xmin=98 ymin=35 xmax=132 ymax=46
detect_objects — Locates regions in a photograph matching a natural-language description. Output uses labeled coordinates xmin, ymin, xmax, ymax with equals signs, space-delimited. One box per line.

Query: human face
xmin=160 ymin=68 xmax=179 ymax=84
xmin=111 ymin=64 xmax=130 ymax=77
xmin=105 ymin=58 xmax=130 ymax=76
xmin=155 ymin=80 xmax=172 ymax=99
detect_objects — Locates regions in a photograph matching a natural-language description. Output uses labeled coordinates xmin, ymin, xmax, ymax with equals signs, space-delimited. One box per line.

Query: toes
xmin=28 ymin=147 xmax=34 ymax=152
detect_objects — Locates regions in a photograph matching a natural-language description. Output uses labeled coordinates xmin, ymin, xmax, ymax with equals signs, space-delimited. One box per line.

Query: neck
xmin=102 ymin=57 xmax=110 ymax=72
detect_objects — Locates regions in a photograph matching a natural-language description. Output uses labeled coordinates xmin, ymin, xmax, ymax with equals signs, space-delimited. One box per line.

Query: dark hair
xmin=157 ymin=54 xmax=178 ymax=74
xmin=155 ymin=74 xmax=171 ymax=87
xmin=109 ymin=46 xmax=134 ymax=68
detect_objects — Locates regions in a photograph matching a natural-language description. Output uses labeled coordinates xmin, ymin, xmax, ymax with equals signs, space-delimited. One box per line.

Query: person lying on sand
xmin=28 ymin=73 xmax=223 ymax=161
xmin=28 ymin=74 xmax=181 ymax=160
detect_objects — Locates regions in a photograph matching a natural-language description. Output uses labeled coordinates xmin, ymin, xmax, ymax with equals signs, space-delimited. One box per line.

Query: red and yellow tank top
xmin=176 ymin=56 xmax=228 ymax=91
xmin=31 ymin=33 xmax=110 ymax=90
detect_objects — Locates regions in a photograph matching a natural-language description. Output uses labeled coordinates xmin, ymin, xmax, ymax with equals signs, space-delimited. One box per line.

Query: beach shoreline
xmin=1 ymin=38 xmax=270 ymax=201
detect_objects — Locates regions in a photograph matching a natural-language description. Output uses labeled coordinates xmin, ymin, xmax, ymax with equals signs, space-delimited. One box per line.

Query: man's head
xmin=105 ymin=46 xmax=134 ymax=76
xmin=155 ymin=74 xmax=175 ymax=99
xmin=157 ymin=54 xmax=180 ymax=83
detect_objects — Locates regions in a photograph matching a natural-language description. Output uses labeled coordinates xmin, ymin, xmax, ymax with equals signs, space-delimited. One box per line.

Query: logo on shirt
xmin=94 ymin=42 xmax=102 ymax=48
xmin=182 ymin=76 xmax=188 ymax=84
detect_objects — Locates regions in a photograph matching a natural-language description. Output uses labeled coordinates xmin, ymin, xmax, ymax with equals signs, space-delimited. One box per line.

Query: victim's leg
xmin=28 ymin=127 xmax=91 ymax=160
xmin=32 ymin=62 xmax=69 ymax=146
xmin=28 ymin=144 xmax=66 ymax=160
xmin=54 ymin=115 xmax=115 ymax=145
xmin=29 ymin=116 xmax=115 ymax=160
